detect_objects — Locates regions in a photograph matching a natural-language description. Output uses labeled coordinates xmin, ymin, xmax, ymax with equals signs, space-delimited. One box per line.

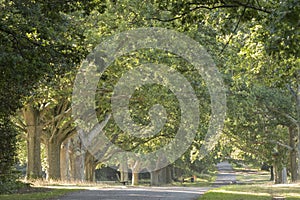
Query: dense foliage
xmin=0 ymin=0 xmax=299 ymax=190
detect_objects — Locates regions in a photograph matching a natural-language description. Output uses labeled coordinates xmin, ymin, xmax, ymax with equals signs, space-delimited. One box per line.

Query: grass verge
xmin=200 ymin=184 xmax=300 ymax=200
xmin=0 ymin=188 xmax=80 ymax=200
xmin=200 ymin=161 xmax=300 ymax=199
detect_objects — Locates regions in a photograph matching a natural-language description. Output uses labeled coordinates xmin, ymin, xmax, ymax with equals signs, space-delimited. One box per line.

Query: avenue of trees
xmin=0 ymin=0 xmax=299 ymax=191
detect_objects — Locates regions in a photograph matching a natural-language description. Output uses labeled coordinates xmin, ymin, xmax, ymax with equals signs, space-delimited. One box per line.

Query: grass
xmin=200 ymin=184 xmax=300 ymax=200
xmin=0 ymin=188 xmax=80 ymax=200
xmin=200 ymin=163 xmax=300 ymax=200
xmin=234 ymin=167 xmax=270 ymax=184
xmin=171 ymin=168 xmax=217 ymax=187
xmin=201 ymin=191 xmax=270 ymax=200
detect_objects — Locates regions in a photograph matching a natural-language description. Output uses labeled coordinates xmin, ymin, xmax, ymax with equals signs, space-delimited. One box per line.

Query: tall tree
xmin=0 ymin=0 xmax=99 ymax=186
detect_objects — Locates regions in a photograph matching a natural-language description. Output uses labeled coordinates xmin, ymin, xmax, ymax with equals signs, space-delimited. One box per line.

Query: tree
xmin=0 ymin=0 xmax=89 ymax=187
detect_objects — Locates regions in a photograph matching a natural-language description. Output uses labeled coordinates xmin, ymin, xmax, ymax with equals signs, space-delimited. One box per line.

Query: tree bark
xmin=23 ymin=105 xmax=42 ymax=179
xmin=119 ymin=159 xmax=128 ymax=182
xmin=270 ymin=166 xmax=274 ymax=181
xmin=68 ymin=136 xmax=86 ymax=182
xmin=132 ymin=172 xmax=139 ymax=186
xmin=84 ymin=151 xmax=96 ymax=182
xmin=151 ymin=170 xmax=159 ymax=186
xmin=47 ymin=140 xmax=61 ymax=180
xmin=150 ymin=166 xmax=172 ymax=186
xmin=289 ymin=127 xmax=298 ymax=182
xmin=166 ymin=165 xmax=172 ymax=184
xmin=130 ymin=160 xmax=141 ymax=186
xmin=60 ymin=140 xmax=70 ymax=181
xmin=282 ymin=167 xmax=288 ymax=184
xmin=296 ymin=85 xmax=300 ymax=181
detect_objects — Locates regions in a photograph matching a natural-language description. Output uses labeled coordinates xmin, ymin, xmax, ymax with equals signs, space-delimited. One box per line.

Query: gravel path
xmin=54 ymin=161 xmax=236 ymax=200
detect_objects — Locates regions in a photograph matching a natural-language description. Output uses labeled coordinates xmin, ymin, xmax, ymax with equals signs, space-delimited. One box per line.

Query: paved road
xmin=213 ymin=161 xmax=237 ymax=186
xmin=55 ymin=187 xmax=211 ymax=200
xmin=55 ymin=161 xmax=236 ymax=200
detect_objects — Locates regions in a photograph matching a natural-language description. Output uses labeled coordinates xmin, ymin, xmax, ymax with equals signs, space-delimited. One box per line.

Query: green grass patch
xmin=0 ymin=188 xmax=80 ymax=200
xmin=200 ymin=184 xmax=300 ymax=200
xmin=200 ymin=191 xmax=270 ymax=200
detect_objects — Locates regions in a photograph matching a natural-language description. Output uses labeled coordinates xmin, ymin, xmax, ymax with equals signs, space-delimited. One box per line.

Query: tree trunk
xmin=296 ymin=85 xmax=300 ymax=181
xmin=273 ymin=161 xmax=281 ymax=184
xmin=120 ymin=159 xmax=128 ymax=182
xmin=47 ymin=140 xmax=61 ymax=180
xmin=85 ymin=151 xmax=95 ymax=182
xmin=166 ymin=165 xmax=172 ymax=184
xmin=132 ymin=172 xmax=139 ymax=186
xmin=282 ymin=167 xmax=288 ymax=184
xmin=131 ymin=160 xmax=141 ymax=186
xmin=296 ymin=143 xmax=300 ymax=182
xmin=150 ymin=166 xmax=172 ymax=186
xmin=23 ymin=105 xmax=42 ymax=179
xmin=289 ymin=127 xmax=298 ymax=182
xmin=68 ymin=137 xmax=86 ymax=182
xmin=74 ymin=153 xmax=85 ymax=182
xmin=270 ymin=166 xmax=274 ymax=181
xmin=60 ymin=140 xmax=70 ymax=181
xmin=158 ymin=167 xmax=167 ymax=184
xmin=151 ymin=170 xmax=159 ymax=186
xmin=84 ymin=161 xmax=95 ymax=182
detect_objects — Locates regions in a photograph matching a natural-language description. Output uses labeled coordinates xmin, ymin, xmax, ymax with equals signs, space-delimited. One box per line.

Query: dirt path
xmin=52 ymin=161 xmax=236 ymax=200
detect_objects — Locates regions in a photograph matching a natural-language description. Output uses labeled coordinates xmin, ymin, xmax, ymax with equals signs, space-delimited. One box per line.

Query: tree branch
xmin=270 ymin=140 xmax=293 ymax=151
xmin=149 ymin=1 xmax=270 ymax=22
xmin=219 ymin=0 xmax=248 ymax=55
xmin=266 ymin=105 xmax=298 ymax=126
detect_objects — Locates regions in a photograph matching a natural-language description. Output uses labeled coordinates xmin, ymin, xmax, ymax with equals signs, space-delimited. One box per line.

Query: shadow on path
xmin=52 ymin=161 xmax=236 ymax=200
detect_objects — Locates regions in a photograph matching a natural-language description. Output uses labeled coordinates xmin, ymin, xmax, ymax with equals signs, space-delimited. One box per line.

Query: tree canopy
xmin=1 ymin=0 xmax=299 ymax=189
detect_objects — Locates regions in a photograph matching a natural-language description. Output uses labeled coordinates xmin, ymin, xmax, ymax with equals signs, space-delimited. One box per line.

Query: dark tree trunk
xmin=270 ymin=166 xmax=274 ymax=181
